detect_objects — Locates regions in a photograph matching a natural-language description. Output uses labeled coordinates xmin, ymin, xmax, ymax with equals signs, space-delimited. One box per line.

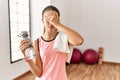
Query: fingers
xmin=44 ymin=11 xmax=59 ymax=26
xmin=45 ymin=11 xmax=58 ymax=20
xmin=46 ymin=16 xmax=54 ymax=22
xmin=19 ymin=40 xmax=31 ymax=54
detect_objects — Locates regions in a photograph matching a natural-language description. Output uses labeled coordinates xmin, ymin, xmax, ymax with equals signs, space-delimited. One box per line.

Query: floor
xmin=67 ymin=62 xmax=120 ymax=80
xmin=14 ymin=62 xmax=120 ymax=80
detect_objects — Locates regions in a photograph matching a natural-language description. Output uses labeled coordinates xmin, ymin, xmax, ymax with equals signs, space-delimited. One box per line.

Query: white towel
xmin=53 ymin=32 xmax=73 ymax=63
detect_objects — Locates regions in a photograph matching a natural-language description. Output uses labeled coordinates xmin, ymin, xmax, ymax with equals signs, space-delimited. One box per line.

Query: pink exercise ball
xmin=83 ymin=49 xmax=98 ymax=64
xmin=70 ymin=48 xmax=82 ymax=63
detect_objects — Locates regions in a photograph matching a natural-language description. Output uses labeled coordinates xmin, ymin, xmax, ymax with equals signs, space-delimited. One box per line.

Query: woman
xmin=20 ymin=5 xmax=84 ymax=80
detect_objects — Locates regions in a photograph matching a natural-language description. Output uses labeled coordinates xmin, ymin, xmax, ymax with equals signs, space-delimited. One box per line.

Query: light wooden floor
xmin=14 ymin=62 xmax=120 ymax=80
xmin=67 ymin=62 xmax=120 ymax=80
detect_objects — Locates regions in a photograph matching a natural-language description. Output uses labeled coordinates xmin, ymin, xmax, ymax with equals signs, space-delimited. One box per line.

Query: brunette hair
xmin=42 ymin=5 xmax=60 ymax=17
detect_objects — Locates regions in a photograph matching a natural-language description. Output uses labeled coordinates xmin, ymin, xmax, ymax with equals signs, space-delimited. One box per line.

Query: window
xmin=8 ymin=0 xmax=31 ymax=63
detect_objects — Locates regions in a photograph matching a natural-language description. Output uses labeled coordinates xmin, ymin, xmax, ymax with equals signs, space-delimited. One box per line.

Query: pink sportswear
xmin=35 ymin=37 xmax=68 ymax=80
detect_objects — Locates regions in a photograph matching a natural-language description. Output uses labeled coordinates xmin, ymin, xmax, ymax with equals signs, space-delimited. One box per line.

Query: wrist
xmin=23 ymin=57 xmax=31 ymax=63
xmin=54 ymin=22 xmax=62 ymax=28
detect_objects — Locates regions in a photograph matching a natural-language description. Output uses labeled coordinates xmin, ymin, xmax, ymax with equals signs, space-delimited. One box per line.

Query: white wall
xmin=0 ymin=0 xmax=29 ymax=79
xmin=51 ymin=0 xmax=120 ymax=63
xmin=31 ymin=0 xmax=50 ymax=40
xmin=80 ymin=0 xmax=120 ymax=63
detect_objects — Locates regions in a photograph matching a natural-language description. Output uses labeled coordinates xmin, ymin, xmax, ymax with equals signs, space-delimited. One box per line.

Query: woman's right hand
xmin=19 ymin=40 xmax=31 ymax=57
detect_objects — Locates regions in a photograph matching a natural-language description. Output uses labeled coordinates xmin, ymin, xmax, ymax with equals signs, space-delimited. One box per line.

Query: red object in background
xmin=98 ymin=47 xmax=104 ymax=65
xmin=70 ymin=48 xmax=82 ymax=63
xmin=83 ymin=49 xmax=98 ymax=64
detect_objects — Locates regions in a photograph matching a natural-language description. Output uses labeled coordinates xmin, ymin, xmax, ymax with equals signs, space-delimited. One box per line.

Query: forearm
xmin=45 ymin=11 xmax=84 ymax=45
xmin=26 ymin=60 xmax=42 ymax=77
xmin=55 ymin=23 xmax=84 ymax=45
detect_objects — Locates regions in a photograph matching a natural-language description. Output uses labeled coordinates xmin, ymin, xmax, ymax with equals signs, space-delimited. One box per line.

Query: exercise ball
xmin=83 ymin=49 xmax=98 ymax=64
xmin=70 ymin=48 xmax=82 ymax=63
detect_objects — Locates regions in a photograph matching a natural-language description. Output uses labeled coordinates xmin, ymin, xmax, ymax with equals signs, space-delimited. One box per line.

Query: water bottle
xmin=19 ymin=31 xmax=36 ymax=59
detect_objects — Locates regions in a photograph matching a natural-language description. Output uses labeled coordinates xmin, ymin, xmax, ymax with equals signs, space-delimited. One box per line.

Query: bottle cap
xmin=18 ymin=31 xmax=28 ymax=38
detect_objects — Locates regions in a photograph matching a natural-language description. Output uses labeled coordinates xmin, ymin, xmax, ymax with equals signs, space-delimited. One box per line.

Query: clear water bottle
xmin=19 ymin=31 xmax=36 ymax=59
